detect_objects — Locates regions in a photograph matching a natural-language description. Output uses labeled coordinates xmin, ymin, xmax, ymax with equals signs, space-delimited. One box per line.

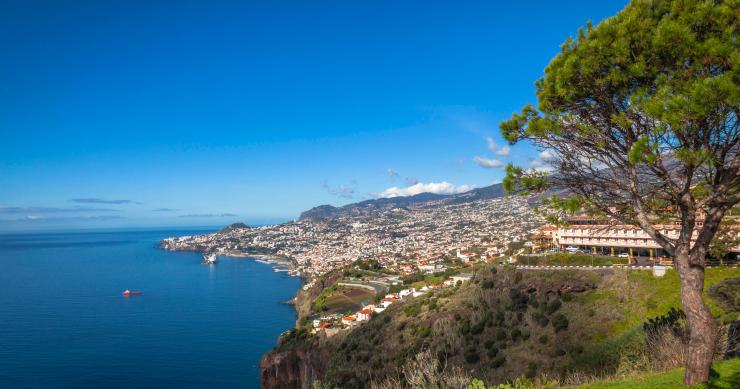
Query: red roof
xmin=359 ymin=309 xmax=373 ymax=315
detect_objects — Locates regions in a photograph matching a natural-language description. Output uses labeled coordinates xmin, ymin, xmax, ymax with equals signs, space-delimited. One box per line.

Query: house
xmin=356 ymin=309 xmax=373 ymax=322
xmin=373 ymin=306 xmax=386 ymax=314
xmin=342 ymin=315 xmax=357 ymax=326
xmin=417 ymin=262 xmax=436 ymax=273
xmin=451 ymin=273 xmax=473 ymax=284
xmin=400 ymin=264 xmax=415 ymax=274
xmin=443 ymin=279 xmax=456 ymax=287
xmin=311 ymin=321 xmax=331 ymax=334
xmin=399 ymin=288 xmax=416 ymax=297
xmin=456 ymin=249 xmax=471 ymax=262
xmin=412 ymin=290 xmax=426 ymax=297
xmin=385 ymin=293 xmax=401 ymax=299
xmin=380 ymin=298 xmax=397 ymax=308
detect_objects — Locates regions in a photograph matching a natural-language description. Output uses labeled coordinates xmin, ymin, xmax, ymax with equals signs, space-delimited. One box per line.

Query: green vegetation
xmin=577 ymin=358 xmax=740 ymax=389
xmin=500 ymin=0 xmax=739 ymax=384
xmin=302 ymin=265 xmax=740 ymax=387
xmin=517 ymin=253 xmax=625 ymax=266
xmin=312 ymin=285 xmax=375 ymax=314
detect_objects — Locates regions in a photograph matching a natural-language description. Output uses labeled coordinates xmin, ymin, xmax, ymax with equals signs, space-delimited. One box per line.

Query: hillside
xmin=261 ymin=266 xmax=740 ymax=388
xmin=298 ymin=183 xmax=506 ymax=221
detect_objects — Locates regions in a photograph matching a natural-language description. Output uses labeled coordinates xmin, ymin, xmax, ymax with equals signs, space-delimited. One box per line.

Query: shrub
xmin=471 ymin=321 xmax=485 ymax=335
xmin=464 ymin=348 xmax=480 ymax=364
xmin=528 ymin=295 xmax=539 ymax=308
xmin=511 ymin=328 xmax=522 ymax=341
xmin=525 ymin=362 xmax=538 ymax=378
xmin=533 ymin=311 xmax=549 ymax=327
xmin=495 ymin=328 xmax=508 ymax=341
xmin=428 ymin=299 xmax=438 ymax=310
xmin=538 ymin=335 xmax=549 ymax=344
xmin=495 ymin=311 xmax=505 ymax=324
xmin=486 ymin=347 xmax=499 ymax=358
xmin=404 ymin=303 xmax=422 ymax=317
xmin=509 ymin=289 xmax=529 ymax=312
xmin=545 ymin=299 xmax=562 ymax=314
xmin=459 ymin=318 xmax=471 ymax=335
xmin=482 ymin=280 xmax=495 ymax=289
xmin=491 ymin=356 xmax=506 ymax=368
xmin=552 ymin=313 xmax=569 ymax=332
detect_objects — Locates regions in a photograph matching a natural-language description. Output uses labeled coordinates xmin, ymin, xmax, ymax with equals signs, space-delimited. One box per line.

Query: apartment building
xmin=534 ymin=215 xmax=739 ymax=264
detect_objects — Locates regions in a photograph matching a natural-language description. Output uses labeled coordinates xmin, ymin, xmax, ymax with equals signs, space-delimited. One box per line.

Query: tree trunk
xmin=675 ymin=250 xmax=716 ymax=385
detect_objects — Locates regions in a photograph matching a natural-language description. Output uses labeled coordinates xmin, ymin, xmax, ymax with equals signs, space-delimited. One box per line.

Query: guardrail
xmin=515 ymin=265 xmax=657 ymax=270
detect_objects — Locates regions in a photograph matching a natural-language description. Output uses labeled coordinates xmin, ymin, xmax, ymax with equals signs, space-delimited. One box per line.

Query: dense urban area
xmin=161 ymin=195 xmax=543 ymax=283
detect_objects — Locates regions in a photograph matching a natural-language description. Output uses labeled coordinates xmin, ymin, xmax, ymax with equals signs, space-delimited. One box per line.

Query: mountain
xmin=298 ymin=183 xmax=506 ymax=221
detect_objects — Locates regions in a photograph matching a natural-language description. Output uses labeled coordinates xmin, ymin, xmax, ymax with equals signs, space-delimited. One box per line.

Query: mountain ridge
xmin=298 ymin=183 xmax=506 ymax=221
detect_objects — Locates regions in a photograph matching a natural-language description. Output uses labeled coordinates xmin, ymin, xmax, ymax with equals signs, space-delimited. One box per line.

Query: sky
xmin=0 ymin=0 xmax=628 ymax=232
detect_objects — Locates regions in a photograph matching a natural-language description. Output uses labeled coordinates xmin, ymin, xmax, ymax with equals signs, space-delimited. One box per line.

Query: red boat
xmin=122 ymin=290 xmax=143 ymax=296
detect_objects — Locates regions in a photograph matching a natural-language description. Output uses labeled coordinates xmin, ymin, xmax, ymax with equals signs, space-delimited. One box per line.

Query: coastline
xmin=159 ymin=240 xmax=309 ymax=365
xmin=220 ymin=251 xmax=302 ymax=278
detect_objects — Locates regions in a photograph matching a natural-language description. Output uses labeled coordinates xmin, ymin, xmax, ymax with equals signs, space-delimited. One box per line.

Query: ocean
xmin=0 ymin=228 xmax=301 ymax=388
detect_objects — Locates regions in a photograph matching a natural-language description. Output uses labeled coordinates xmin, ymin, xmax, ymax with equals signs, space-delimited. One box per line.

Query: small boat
xmin=122 ymin=290 xmax=143 ymax=296
xmin=202 ymin=252 xmax=217 ymax=265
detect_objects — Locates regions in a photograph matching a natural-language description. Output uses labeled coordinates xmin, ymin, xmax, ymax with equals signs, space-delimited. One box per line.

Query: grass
xmin=616 ymin=268 xmax=740 ymax=331
xmin=576 ymin=358 xmax=740 ymax=389
xmin=517 ymin=253 xmax=626 ymax=266
xmin=560 ymin=267 xmax=740 ymax=375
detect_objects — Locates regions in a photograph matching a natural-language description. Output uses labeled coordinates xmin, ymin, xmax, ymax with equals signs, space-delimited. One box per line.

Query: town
xmin=161 ymin=195 xmax=545 ymax=282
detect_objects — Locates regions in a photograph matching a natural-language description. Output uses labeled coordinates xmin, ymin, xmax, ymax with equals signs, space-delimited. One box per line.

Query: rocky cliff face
xmin=260 ymin=345 xmax=328 ymax=389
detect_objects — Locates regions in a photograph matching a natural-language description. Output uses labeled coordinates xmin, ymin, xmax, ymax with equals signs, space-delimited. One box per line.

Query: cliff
xmin=259 ymin=266 xmax=740 ymax=388
xmin=260 ymin=342 xmax=329 ymax=389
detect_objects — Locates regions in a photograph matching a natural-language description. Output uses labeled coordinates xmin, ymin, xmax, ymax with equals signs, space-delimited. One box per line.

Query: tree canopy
xmin=501 ymin=0 xmax=738 ymax=257
xmin=499 ymin=0 xmax=738 ymax=384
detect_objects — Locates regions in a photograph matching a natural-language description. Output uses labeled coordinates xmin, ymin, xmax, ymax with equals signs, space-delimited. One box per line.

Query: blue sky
xmin=0 ymin=0 xmax=627 ymax=231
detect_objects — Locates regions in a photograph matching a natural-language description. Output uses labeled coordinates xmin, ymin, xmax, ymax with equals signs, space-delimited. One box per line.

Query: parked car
xmin=617 ymin=253 xmax=629 ymax=258
xmin=565 ymin=246 xmax=579 ymax=253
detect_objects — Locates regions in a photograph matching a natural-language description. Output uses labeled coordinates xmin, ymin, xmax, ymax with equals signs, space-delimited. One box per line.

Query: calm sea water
xmin=0 ymin=228 xmax=301 ymax=388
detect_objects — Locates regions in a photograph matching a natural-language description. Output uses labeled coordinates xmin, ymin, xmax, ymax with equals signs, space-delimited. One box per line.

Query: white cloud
xmin=486 ymin=136 xmax=511 ymax=156
xmin=386 ymin=168 xmax=399 ymax=177
xmin=530 ymin=159 xmax=554 ymax=173
xmin=538 ymin=149 xmax=555 ymax=161
xmin=378 ymin=182 xmax=476 ymax=198
xmin=486 ymin=137 xmax=497 ymax=152
xmin=495 ymin=146 xmax=510 ymax=157
xmin=321 ymin=180 xmax=356 ymax=199
xmin=473 ymin=156 xmax=505 ymax=169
